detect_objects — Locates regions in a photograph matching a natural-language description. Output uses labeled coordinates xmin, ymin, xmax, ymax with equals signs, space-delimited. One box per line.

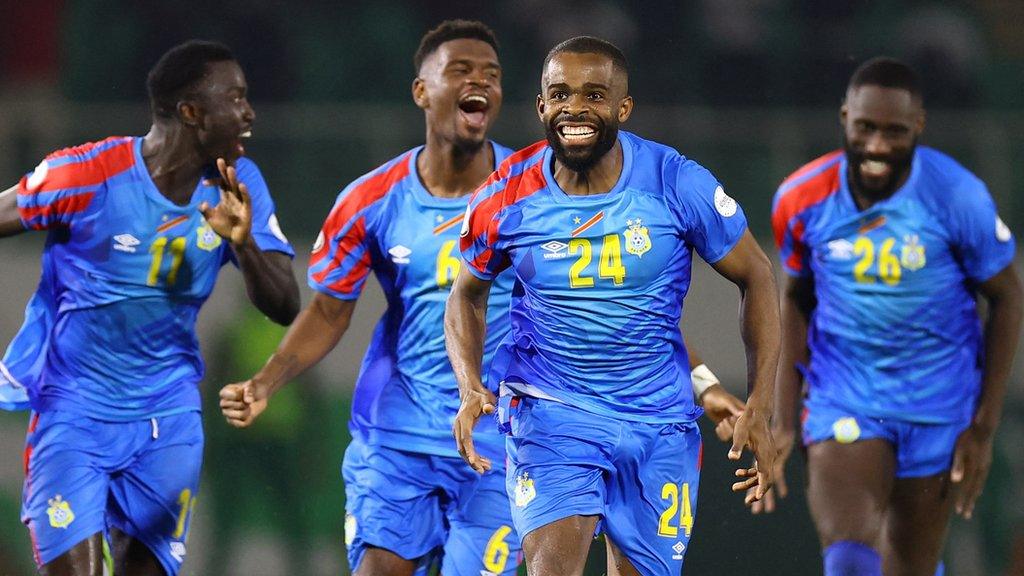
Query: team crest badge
xmin=514 ymin=473 xmax=536 ymax=507
xmin=900 ymin=234 xmax=926 ymax=271
xmin=196 ymin=219 xmax=222 ymax=251
xmin=623 ymin=219 xmax=652 ymax=258
xmin=832 ymin=417 xmax=861 ymax=444
xmin=47 ymin=495 xmax=75 ymax=529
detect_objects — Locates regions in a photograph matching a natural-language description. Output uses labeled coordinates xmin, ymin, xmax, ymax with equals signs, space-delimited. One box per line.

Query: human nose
xmin=863 ymin=130 xmax=890 ymax=156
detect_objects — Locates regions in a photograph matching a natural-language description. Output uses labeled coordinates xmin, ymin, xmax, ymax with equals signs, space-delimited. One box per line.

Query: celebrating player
xmin=218 ymin=20 xmax=522 ymax=576
xmin=446 ymin=36 xmax=780 ymax=576
xmin=0 ymin=40 xmax=299 ymax=576
xmin=768 ymin=57 xmax=1022 ymax=575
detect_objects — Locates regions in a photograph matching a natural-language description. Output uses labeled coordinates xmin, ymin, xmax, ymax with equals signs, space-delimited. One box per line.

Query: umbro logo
xmin=541 ymin=241 xmax=568 ymax=260
xmin=389 ymin=245 xmax=412 ymax=264
xmin=113 ymin=234 xmax=141 ymax=253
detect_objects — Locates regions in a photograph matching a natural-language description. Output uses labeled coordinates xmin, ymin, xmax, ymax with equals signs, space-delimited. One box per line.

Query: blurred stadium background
xmin=1 ymin=1 xmax=1023 ymax=574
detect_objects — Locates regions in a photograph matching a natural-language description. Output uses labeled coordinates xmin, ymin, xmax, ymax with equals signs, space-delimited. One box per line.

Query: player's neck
xmin=142 ymin=124 xmax=209 ymax=206
xmin=552 ymin=141 xmax=623 ymax=197
xmin=417 ymin=137 xmax=494 ymax=199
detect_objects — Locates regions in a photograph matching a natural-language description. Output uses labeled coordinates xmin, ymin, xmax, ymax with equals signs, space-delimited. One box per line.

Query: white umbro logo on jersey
xmin=826 ymin=239 xmax=855 ymax=260
xmin=389 ymin=245 xmax=412 ymax=264
xmin=113 ymin=234 xmax=141 ymax=253
xmin=541 ymin=241 xmax=568 ymax=260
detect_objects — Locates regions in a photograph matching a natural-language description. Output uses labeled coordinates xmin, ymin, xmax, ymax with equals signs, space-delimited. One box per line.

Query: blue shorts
xmin=504 ymin=396 xmax=702 ymax=576
xmin=21 ymin=410 xmax=203 ymax=575
xmin=342 ymin=438 xmax=521 ymax=576
xmin=802 ymin=400 xmax=971 ymax=478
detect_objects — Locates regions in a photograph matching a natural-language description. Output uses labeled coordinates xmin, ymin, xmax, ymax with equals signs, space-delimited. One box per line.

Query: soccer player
xmin=768 ymin=57 xmax=1022 ymax=576
xmin=446 ymin=36 xmax=780 ymax=576
xmin=0 ymin=40 xmax=300 ymax=576
xmin=218 ymin=20 xmax=521 ymax=576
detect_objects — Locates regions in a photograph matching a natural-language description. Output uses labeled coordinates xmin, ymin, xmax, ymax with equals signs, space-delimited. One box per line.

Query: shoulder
xmin=771 ymin=150 xmax=844 ymax=222
xmin=619 ymin=132 xmax=715 ymax=197
xmin=334 ymin=149 xmax=417 ymax=210
xmin=914 ymin=146 xmax=987 ymax=205
xmin=23 ymin=136 xmax=136 ymax=193
xmin=471 ymin=140 xmax=549 ymax=212
xmin=490 ymin=140 xmax=517 ymax=165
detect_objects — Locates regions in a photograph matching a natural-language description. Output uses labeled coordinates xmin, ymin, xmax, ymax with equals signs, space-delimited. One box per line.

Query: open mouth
xmin=557 ymin=124 xmax=597 ymax=143
xmin=859 ymin=158 xmax=891 ymax=179
xmin=458 ymin=94 xmax=489 ymax=129
xmin=234 ymin=128 xmax=252 ymax=157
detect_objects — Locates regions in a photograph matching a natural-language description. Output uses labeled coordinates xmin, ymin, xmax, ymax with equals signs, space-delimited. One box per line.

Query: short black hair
xmin=543 ymin=36 xmax=629 ymax=78
xmin=414 ymin=20 xmax=499 ymax=73
xmin=848 ymin=57 xmax=922 ymax=102
xmin=147 ymin=40 xmax=236 ymax=118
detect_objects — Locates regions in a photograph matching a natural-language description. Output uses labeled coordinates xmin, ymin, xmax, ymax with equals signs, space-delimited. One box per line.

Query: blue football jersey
xmin=308 ymin=142 xmax=515 ymax=461
xmin=461 ymin=131 xmax=747 ymax=423
xmin=772 ymin=147 xmax=1016 ymax=423
xmin=0 ymin=137 xmax=294 ymax=418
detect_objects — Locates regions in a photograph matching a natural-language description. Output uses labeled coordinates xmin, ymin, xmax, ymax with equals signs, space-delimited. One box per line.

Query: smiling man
xmin=768 ymin=58 xmax=1022 ymax=576
xmin=0 ymin=40 xmax=299 ymax=576
xmin=446 ymin=36 xmax=781 ymax=576
xmin=217 ymin=20 xmax=524 ymax=576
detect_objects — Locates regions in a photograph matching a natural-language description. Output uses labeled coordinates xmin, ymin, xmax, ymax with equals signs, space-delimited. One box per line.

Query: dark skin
xmin=446 ymin=50 xmax=780 ymax=576
xmin=219 ymin=38 xmax=502 ymax=576
xmin=3 ymin=59 xmax=299 ymax=576
xmin=761 ymin=84 xmax=1024 ymax=576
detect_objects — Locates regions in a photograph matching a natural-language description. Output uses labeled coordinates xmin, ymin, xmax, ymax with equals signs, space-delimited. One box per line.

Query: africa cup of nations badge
xmin=196 ymin=218 xmax=222 ymax=251
xmin=900 ymin=234 xmax=926 ymax=271
xmin=47 ymin=495 xmax=75 ymax=529
xmin=624 ymin=218 xmax=652 ymax=258
xmin=514 ymin=472 xmax=536 ymax=508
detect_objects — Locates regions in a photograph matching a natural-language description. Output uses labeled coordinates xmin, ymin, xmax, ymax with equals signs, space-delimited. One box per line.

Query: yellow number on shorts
xmin=173 ymin=488 xmax=196 ymax=539
xmin=147 ymin=236 xmax=188 ymax=287
xmin=436 ymin=239 xmax=461 ymax=288
xmin=658 ymin=483 xmax=693 ymax=538
xmin=483 ymin=525 xmax=512 ymax=573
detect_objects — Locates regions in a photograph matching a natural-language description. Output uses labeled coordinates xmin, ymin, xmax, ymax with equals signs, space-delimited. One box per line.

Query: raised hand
xmin=700 ymin=384 xmax=745 ymax=442
xmin=748 ymin=426 xmax=795 ymax=513
xmin=453 ymin=387 xmax=496 ymax=473
xmin=200 ymin=158 xmax=252 ymax=246
xmin=729 ymin=406 xmax=777 ymax=504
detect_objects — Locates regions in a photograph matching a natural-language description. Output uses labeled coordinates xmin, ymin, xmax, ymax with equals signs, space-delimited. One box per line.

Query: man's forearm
xmin=738 ymin=260 xmax=781 ymax=411
xmin=975 ymin=284 xmax=1023 ymax=435
xmin=776 ymin=290 xmax=810 ymax=430
xmin=233 ymin=239 xmax=300 ymax=325
xmin=444 ymin=288 xmax=489 ymax=397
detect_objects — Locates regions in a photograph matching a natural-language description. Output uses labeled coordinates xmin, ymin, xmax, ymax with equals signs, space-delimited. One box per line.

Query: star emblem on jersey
xmin=900 ymin=234 xmax=926 ymax=271
xmin=196 ymin=219 xmax=222 ymax=251
xmin=624 ymin=219 xmax=652 ymax=258
xmin=389 ymin=245 xmax=412 ymax=264
xmin=514 ymin=472 xmax=536 ymax=507
xmin=832 ymin=417 xmax=861 ymax=444
xmin=113 ymin=233 xmax=141 ymax=253
xmin=46 ymin=495 xmax=75 ymax=529
xmin=713 ymin=186 xmax=737 ymax=217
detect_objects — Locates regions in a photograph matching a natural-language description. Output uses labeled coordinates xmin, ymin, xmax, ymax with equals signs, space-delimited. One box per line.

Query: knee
xmin=823 ymin=541 xmax=882 ymax=576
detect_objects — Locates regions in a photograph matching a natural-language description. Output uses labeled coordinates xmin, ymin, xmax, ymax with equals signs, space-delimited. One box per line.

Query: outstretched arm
xmin=220 ymin=292 xmax=356 ymax=427
xmin=444 ymin=269 xmax=495 ymax=473
xmin=952 ymin=264 xmax=1023 ymax=518
xmin=709 ymin=230 xmax=781 ymax=503
xmin=0 ymin=185 xmax=27 ymax=237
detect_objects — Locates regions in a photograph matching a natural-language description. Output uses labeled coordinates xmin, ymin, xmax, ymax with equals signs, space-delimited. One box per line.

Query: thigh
xmin=443 ymin=465 xmax=521 ymax=576
xmin=603 ymin=421 xmax=702 ymax=576
xmin=521 ymin=515 xmax=599 ymax=576
xmin=106 ymin=412 xmax=203 ymax=576
xmin=22 ymin=412 xmax=111 ymax=569
xmin=342 ymin=440 xmax=447 ymax=573
xmin=109 ymin=526 xmax=164 ymax=576
xmin=38 ymin=533 xmax=105 ymax=576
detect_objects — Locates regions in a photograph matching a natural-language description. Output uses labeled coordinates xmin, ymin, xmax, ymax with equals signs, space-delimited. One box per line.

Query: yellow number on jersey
xmin=436 ymin=239 xmax=461 ymax=288
xmin=852 ymin=236 xmax=901 ymax=285
xmin=568 ymin=234 xmax=626 ymax=288
xmin=147 ymin=236 xmax=188 ymax=287
xmin=658 ymin=482 xmax=694 ymax=538
xmin=568 ymin=239 xmax=595 ymax=288
xmin=483 ymin=525 xmax=513 ymax=573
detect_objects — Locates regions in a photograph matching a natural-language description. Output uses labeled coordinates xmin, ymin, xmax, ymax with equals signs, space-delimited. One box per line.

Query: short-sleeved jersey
xmin=0 ymin=137 xmax=294 ymax=418
xmin=772 ymin=147 xmax=1016 ymax=423
xmin=308 ymin=142 xmax=515 ymax=461
xmin=461 ymin=131 xmax=747 ymax=423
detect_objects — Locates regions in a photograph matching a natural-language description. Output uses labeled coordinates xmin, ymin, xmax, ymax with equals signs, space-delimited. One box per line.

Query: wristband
xmin=691 ymin=363 xmax=720 ymax=398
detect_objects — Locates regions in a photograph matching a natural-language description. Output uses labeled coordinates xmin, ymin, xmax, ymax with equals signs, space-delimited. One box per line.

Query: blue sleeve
xmin=668 ymin=159 xmax=747 ymax=264
xmin=236 ymin=158 xmax=295 ymax=258
xmin=947 ymin=179 xmax=1016 ymax=282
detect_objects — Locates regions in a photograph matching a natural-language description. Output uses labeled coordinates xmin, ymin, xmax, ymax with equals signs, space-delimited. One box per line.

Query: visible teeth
xmin=861 ymin=159 xmax=888 ymax=175
xmin=463 ymin=95 xmax=487 ymax=105
xmin=240 ymin=130 xmax=252 ymax=138
xmin=560 ymin=125 xmax=595 ymax=141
